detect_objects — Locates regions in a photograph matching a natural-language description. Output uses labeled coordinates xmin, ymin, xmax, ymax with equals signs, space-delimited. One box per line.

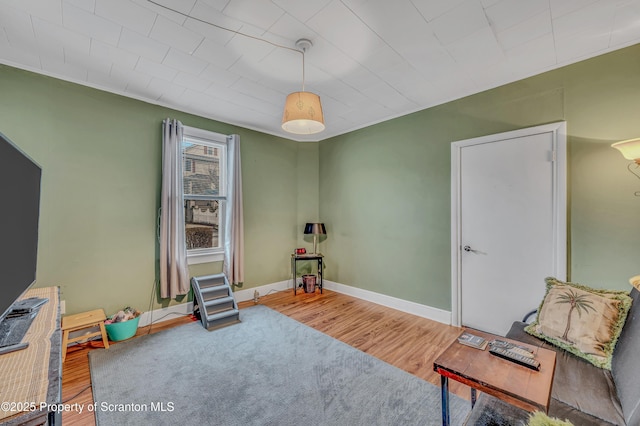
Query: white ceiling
xmin=2 ymin=0 xmax=640 ymax=141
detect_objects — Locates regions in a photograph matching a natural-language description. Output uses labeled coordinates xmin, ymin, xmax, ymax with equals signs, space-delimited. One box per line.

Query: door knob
xmin=463 ymin=245 xmax=485 ymax=255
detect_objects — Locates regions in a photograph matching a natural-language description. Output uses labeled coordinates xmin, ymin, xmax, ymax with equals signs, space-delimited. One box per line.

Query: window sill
xmin=187 ymin=251 xmax=224 ymax=265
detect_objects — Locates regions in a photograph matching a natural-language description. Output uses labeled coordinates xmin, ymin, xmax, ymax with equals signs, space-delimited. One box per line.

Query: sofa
xmin=466 ymin=286 xmax=640 ymax=425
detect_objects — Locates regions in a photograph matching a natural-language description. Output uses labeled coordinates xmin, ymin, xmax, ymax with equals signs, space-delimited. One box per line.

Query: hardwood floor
xmin=61 ymin=289 xmax=469 ymax=425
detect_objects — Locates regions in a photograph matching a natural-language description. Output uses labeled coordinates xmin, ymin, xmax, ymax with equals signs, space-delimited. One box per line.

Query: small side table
xmin=433 ymin=330 xmax=556 ymax=426
xmin=291 ymin=253 xmax=323 ymax=295
xmin=61 ymin=308 xmax=110 ymax=361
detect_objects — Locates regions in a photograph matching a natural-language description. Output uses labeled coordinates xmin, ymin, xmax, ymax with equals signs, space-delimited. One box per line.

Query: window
xmin=182 ymin=126 xmax=227 ymax=264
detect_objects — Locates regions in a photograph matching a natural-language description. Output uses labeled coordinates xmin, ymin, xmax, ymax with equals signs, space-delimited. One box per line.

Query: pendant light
xmin=282 ymin=39 xmax=325 ymax=135
xmin=147 ymin=2 xmax=326 ymax=134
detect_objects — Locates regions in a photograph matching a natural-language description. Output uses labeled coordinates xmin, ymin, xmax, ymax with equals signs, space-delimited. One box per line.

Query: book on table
xmin=457 ymin=332 xmax=488 ymax=350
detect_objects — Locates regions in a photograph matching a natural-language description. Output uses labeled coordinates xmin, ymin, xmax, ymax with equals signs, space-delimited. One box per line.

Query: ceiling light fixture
xmin=281 ymin=39 xmax=325 ymax=135
xmin=147 ymin=1 xmax=324 ymax=135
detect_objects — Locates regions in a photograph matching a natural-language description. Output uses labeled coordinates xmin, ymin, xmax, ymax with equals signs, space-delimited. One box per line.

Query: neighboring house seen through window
xmin=182 ymin=127 xmax=227 ymax=264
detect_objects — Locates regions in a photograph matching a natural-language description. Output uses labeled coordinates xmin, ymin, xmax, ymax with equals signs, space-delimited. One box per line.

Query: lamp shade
xmin=282 ymin=91 xmax=325 ymax=135
xmin=612 ymin=138 xmax=640 ymax=163
xmin=304 ymin=223 xmax=326 ymax=235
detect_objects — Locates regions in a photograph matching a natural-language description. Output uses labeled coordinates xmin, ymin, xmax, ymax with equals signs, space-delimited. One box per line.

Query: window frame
xmin=182 ymin=126 xmax=228 ymax=265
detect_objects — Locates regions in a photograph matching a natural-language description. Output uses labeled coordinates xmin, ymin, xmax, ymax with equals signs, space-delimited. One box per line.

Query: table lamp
xmin=304 ymin=223 xmax=326 ymax=254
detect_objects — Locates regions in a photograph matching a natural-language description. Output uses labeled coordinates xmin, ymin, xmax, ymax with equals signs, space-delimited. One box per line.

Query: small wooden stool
xmin=61 ymin=309 xmax=110 ymax=361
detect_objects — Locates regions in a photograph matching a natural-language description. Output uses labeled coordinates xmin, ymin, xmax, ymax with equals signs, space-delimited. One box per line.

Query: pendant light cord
xmin=302 ymin=49 xmax=306 ymax=91
xmin=148 ymin=0 xmax=323 ymax=133
xmin=147 ymin=0 xmax=304 ymax=57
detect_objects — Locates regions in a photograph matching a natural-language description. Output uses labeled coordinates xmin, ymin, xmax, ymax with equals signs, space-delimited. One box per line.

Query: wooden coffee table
xmin=433 ymin=329 xmax=556 ymax=426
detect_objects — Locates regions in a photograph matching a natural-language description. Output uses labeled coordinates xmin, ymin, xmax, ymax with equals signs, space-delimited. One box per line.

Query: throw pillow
xmin=528 ymin=412 xmax=573 ymax=426
xmin=525 ymin=277 xmax=632 ymax=370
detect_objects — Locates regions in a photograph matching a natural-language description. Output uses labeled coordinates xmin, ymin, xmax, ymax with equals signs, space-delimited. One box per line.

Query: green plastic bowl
xmin=104 ymin=316 xmax=140 ymax=341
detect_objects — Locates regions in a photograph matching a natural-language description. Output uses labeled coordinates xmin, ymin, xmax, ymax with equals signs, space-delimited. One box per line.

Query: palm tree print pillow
xmin=525 ymin=277 xmax=632 ymax=370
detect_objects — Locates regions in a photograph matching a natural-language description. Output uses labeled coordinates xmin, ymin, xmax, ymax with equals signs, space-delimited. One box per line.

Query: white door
xmin=451 ymin=123 xmax=567 ymax=335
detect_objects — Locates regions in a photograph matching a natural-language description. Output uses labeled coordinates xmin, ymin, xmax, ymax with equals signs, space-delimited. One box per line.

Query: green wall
xmin=2 ymin=42 xmax=640 ymax=318
xmin=0 ymin=65 xmax=316 ymax=316
xmin=320 ymin=44 xmax=640 ymax=310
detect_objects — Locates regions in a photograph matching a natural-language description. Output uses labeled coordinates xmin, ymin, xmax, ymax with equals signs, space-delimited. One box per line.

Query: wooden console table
xmin=0 ymin=287 xmax=61 ymax=425
xmin=433 ymin=329 xmax=556 ymax=426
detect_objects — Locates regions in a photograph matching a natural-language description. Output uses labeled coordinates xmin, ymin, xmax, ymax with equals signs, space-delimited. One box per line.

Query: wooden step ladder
xmin=191 ymin=273 xmax=240 ymax=331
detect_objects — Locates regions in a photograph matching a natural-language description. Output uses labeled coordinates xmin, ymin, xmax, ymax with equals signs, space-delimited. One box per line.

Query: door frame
xmin=450 ymin=122 xmax=567 ymax=327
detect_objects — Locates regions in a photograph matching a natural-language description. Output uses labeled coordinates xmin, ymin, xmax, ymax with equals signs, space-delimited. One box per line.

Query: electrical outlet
xmin=253 ymin=290 xmax=260 ymax=303
xmin=60 ymin=300 xmax=66 ymax=314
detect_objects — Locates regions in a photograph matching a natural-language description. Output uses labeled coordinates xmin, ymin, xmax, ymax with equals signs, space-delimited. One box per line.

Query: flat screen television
xmin=0 ymin=132 xmax=41 ymax=324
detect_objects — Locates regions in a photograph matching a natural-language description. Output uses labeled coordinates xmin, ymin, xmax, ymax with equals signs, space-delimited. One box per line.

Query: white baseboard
xmin=137 ymin=279 xmax=452 ymax=328
xmin=324 ymin=280 xmax=452 ymax=325
xmin=233 ymin=279 xmax=453 ymax=325
xmin=68 ymin=302 xmax=195 ymax=344
xmin=71 ymin=303 xmax=195 ymax=342
xmin=233 ymin=280 xmax=291 ymax=303
xmin=138 ymin=302 xmax=194 ymax=327
xmin=137 ymin=280 xmax=292 ymax=328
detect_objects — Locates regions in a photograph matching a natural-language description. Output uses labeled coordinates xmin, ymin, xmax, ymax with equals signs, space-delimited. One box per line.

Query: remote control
xmin=10 ymin=297 xmax=48 ymax=314
xmin=489 ymin=340 xmax=535 ymax=359
xmin=489 ymin=345 xmax=541 ymax=371
xmin=491 ymin=339 xmax=533 ymax=355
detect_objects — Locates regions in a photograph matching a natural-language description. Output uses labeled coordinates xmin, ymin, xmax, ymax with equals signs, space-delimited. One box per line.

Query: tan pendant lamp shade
xmin=282 ymin=39 xmax=325 ymax=135
xmin=282 ymin=91 xmax=325 ymax=134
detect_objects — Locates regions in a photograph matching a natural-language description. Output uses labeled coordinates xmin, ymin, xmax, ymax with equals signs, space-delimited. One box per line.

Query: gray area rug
xmin=89 ymin=305 xmax=469 ymax=426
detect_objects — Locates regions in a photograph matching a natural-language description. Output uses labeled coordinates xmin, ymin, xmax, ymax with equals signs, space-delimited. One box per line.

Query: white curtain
xmin=224 ymin=134 xmax=244 ymax=285
xmin=160 ymin=119 xmax=189 ymax=298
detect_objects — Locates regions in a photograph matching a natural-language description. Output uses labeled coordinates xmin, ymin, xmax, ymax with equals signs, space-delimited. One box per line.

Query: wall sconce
xmin=612 ymin=138 xmax=640 ymax=163
xmin=304 ymin=223 xmax=326 ymax=254
xmin=612 ymin=138 xmax=640 ymax=196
